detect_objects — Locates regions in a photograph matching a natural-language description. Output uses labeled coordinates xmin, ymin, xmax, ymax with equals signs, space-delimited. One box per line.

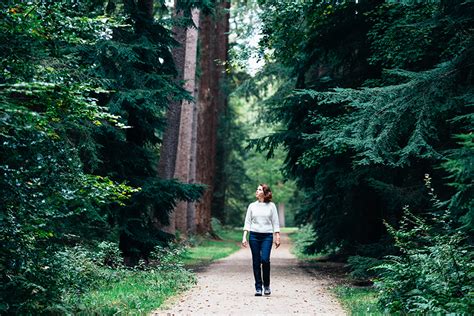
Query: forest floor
xmin=152 ymin=233 xmax=347 ymax=315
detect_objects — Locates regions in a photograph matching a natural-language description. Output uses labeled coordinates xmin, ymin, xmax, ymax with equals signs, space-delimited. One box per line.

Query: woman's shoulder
xmin=263 ymin=201 xmax=276 ymax=208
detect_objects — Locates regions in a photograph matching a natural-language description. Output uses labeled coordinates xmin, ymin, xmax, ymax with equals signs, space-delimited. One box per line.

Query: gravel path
xmin=152 ymin=233 xmax=346 ymax=315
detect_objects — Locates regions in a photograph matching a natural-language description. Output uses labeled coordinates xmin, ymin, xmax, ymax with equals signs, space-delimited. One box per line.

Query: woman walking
xmin=242 ymin=184 xmax=281 ymax=296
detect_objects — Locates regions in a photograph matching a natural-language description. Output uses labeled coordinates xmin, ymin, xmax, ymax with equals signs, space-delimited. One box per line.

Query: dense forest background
xmin=1 ymin=0 xmax=473 ymax=314
xmin=240 ymin=0 xmax=473 ymax=312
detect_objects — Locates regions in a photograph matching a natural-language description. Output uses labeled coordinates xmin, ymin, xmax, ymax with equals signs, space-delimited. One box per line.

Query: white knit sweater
xmin=243 ymin=201 xmax=280 ymax=233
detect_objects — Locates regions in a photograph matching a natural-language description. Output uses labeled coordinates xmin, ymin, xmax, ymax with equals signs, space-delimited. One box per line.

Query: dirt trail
xmin=152 ymin=233 xmax=346 ymax=315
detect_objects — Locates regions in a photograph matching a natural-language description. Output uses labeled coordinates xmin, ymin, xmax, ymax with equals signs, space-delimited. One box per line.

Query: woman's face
xmin=256 ymin=185 xmax=264 ymax=200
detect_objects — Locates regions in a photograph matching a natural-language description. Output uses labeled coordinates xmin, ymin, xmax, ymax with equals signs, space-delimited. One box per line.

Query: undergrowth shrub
xmin=346 ymin=241 xmax=395 ymax=281
xmin=374 ymin=176 xmax=474 ymax=314
xmin=64 ymin=241 xmax=195 ymax=314
xmin=211 ymin=217 xmax=224 ymax=233
xmin=150 ymin=242 xmax=188 ymax=272
xmin=1 ymin=239 xmax=194 ymax=314
xmin=347 ymin=256 xmax=383 ymax=281
xmin=292 ymin=224 xmax=318 ymax=255
xmin=1 ymin=242 xmax=119 ymax=314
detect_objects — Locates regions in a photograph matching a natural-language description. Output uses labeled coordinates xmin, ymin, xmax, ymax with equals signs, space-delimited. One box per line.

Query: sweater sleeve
xmin=271 ymin=203 xmax=280 ymax=233
xmin=243 ymin=204 xmax=252 ymax=231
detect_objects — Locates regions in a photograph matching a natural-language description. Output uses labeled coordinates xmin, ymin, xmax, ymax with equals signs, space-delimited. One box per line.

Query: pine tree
xmin=93 ymin=0 xmax=204 ymax=263
xmin=254 ymin=0 xmax=473 ymax=252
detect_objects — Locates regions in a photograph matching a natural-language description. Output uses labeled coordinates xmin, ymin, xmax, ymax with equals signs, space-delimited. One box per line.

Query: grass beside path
xmin=182 ymin=227 xmax=242 ymax=266
xmin=334 ymin=285 xmax=382 ymax=315
xmin=69 ymin=227 xmax=242 ymax=315
xmin=69 ymin=268 xmax=195 ymax=315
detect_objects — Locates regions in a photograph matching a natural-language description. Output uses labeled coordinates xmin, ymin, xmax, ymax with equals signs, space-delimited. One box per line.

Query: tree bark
xmin=210 ymin=0 xmax=230 ymax=224
xmin=195 ymin=1 xmax=230 ymax=234
xmin=187 ymin=85 xmax=198 ymax=234
xmin=157 ymin=2 xmax=187 ymax=234
xmin=173 ymin=8 xmax=200 ymax=236
xmin=278 ymin=203 xmax=286 ymax=228
xmin=195 ymin=12 xmax=213 ymax=235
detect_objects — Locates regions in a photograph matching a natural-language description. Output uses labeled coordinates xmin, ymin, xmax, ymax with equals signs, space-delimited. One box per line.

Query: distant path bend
xmin=152 ymin=233 xmax=346 ymax=316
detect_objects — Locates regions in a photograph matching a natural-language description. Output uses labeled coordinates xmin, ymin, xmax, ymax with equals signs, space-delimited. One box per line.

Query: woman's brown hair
xmin=260 ymin=183 xmax=272 ymax=203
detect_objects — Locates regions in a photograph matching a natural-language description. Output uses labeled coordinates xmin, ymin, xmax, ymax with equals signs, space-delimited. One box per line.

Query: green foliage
xmin=1 ymin=240 xmax=123 ymax=314
xmin=0 ymin=2 xmax=136 ymax=313
xmin=253 ymin=0 xmax=473 ymax=256
xmin=442 ymin=132 xmax=474 ymax=234
xmin=344 ymin=239 xmax=396 ymax=281
xmin=291 ymin=224 xmax=319 ymax=257
xmin=297 ymin=52 xmax=471 ymax=168
xmin=375 ymin=205 xmax=474 ymax=313
xmin=91 ymin=0 xmax=205 ymax=263
xmin=2 ymin=233 xmax=195 ymax=314
xmin=347 ymin=256 xmax=383 ymax=281
xmin=0 ymin=0 xmax=204 ymax=313
xmin=257 ymin=0 xmax=311 ymax=67
xmin=62 ymin=242 xmax=195 ymax=315
xmin=367 ymin=2 xmax=439 ymax=70
xmin=288 ymin=44 xmax=473 ymax=254
xmin=258 ymin=0 xmax=379 ymax=88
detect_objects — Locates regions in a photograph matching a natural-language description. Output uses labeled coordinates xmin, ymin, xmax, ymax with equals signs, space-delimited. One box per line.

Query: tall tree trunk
xmin=187 ymin=87 xmax=198 ymax=234
xmin=195 ymin=12 xmax=213 ymax=235
xmin=211 ymin=1 xmax=231 ymax=224
xmin=195 ymin=1 xmax=230 ymax=234
xmin=278 ymin=203 xmax=286 ymax=228
xmin=157 ymin=3 xmax=186 ymax=234
xmin=173 ymin=8 xmax=200 ymax=236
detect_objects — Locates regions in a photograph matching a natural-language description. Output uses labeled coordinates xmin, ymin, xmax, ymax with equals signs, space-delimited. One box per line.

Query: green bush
xmin=0 ymin=3 xmax=134 ymax=313
xmin=211 ymin=217 xmax=224 ymax=234
xmin=347 ymin=256 xmax=383 ymax=281
xmin=292 ymin=224 xmax=318 ymax=256
xmin=0 ymin=1 xmax=203 ymax=313
xmin=150 ymin=242 xmax=189 ymax=272
xmin=346 ymin=240 xmax=396 ymax=281
xmin=1 ymin=236 xmax=195 ymax=314
xmin=65 ymin=243 xmax=196 ymax=315
xmin=0 ymin=243 xmax=117 ymax=314
xmin=375 ymin=205 xmax=474 ymax=314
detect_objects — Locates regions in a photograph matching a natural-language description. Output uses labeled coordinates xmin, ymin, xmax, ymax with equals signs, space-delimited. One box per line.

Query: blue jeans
xmin=249 ymin=231 xmax=273 ymax=290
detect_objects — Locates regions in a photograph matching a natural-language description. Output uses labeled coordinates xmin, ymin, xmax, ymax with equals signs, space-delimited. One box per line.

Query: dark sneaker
xmin=264 ymin=287 xmax=271 ymax=295
xmin=255 ymin=288 xmax=262 ymax=296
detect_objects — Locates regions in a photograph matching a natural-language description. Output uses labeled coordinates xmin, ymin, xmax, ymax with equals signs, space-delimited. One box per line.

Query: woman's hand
xmin=242 ymin=230 xmax=248 ymax=248
xmin=274 ymin=232 xmax=281 ymax=249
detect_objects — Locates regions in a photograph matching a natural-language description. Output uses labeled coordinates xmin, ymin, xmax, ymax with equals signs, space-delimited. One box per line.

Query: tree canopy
xmin=252 ymin=0 xmax=473 ymax=251
xmin=1 ymin=1 xmax=204 ymax=312
xmin=244 ymin=0 xmax=473 ymax=312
